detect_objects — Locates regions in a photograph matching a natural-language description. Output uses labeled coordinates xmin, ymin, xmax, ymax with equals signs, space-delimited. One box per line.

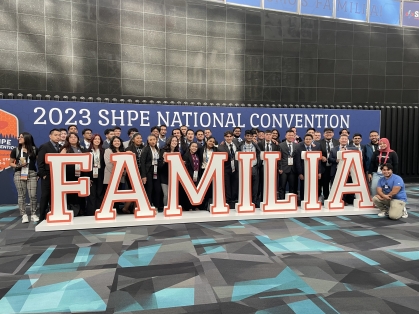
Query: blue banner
xmin=301 ymin=0 xmax=333 ymax=17
xmin=402 ymin=1 xmax=419 ymax=27
xmin=227 ymin=0 xmax=261 ymax=7
xmin=0 ymin=100 xmax=380 ymax=204
xmin=265 ymin=0 xmax=298 ymax=13
xmin=336 ymin=0 xmax=367 ymax=21
xmin=369 ymin=0 xmax=401 ymax=25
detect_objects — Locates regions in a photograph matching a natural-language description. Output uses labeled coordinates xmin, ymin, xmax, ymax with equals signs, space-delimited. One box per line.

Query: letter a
xmin=165 ymin=152 xmax=228 ymax=216
xmin=260 ymin=151 xmax=298 ymax=212
xmin=325 ymin=150 xmax=374 ymax=210
xmin=96 ymin=153 xmax=155 ymax=220
xmin=46 ymin=153 xmax=91 ymax=223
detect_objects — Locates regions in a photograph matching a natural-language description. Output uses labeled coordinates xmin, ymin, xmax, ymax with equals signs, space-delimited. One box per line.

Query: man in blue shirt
xmin=373 ymin=163 xmax=408 ymax=220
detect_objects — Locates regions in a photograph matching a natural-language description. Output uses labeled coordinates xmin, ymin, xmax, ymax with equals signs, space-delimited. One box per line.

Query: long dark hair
xmin=127 ymin=133 xmax=144 ymax=151
xmin=90 ymin=133 xmax=103 ymax=152
xmin=162 ymin=136 xmax=179 ymax=152
xmin=109 ymin=136 xmax=125 ymax=153
xmin=62 ymin=132 xmax=82 ymax=152
xmin=18 ymin=132 xmax=36 ymax=156
xmin=204 ymin=136 xmax=216 ymax=150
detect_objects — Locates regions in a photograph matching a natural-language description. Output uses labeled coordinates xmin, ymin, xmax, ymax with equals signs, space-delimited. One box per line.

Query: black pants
xmin=39 ymin=175 xmax=51 ymax=221
xmin=320 ymin=166 xmax=332 ymax=199
xmin=144 ymin=173 xmax=162 ymax=209
xmin=251 ymin=166 xmax=259 ymax=205
xmin=330 ymin=175 xmax=355 ymax=204
xmin=225 ymin=169 xmax=239 ymax=207
xmin=279 ymin=171 xmax=296 ymax=200
xmin=86 ymin=179 xmax=103 ymax=216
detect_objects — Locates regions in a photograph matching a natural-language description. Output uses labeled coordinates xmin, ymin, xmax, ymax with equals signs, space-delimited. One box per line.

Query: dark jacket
xmin=37 ymin=141 xmax=60 ymax=177
xmin=217 ymin=142 xmax=239 ymax=172
xmin=140 ymin=145 xmax=160 ymax=178
xmin=318 ymin=138 xmax=340 ymax=166
xmin=295 ymin=144 xmax=323 ymax=176
xmin=183 ymin=151 xmax=202 ymax=181
xmin=369 ymin=150 xmax=399 ymax=174
xmin=328 ymin=145 xmax=358 ymax=177
xmin=278 ymin=141 xmax=299 ymax=173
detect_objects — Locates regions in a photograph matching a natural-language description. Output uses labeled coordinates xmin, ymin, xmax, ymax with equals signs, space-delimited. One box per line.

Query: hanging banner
xmin=301 ymin=0 xmax=334 ymax=17
xmin=402 ymin=1 xmax=419 ymax=27
xmin=0 ymin=100 xmax=380 ymax=205
xmin=369 ymin=0 xmax=401 ymax=25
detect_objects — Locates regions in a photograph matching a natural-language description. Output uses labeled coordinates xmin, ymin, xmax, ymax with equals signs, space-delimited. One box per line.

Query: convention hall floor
xmin=0 ymin=185 xmax=419 ymax=313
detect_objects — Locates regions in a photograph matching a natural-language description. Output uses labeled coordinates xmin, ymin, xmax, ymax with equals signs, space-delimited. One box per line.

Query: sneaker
xmin=31 ymin=215 xmax=39 ymax=222
xmin=377 ymin=211 xmax=388 ymax=217
xmin=22 ymin=214 xmax=29 ymax=223
xmin=402 ymin=207 xmax=408 ymax=219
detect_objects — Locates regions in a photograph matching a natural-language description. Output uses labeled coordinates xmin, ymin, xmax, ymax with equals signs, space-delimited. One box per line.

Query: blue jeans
xmin=370 ymin=172 xmax=383 ymax=197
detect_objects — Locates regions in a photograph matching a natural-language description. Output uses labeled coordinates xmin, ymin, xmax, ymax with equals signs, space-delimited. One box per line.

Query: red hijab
xmin=378 ymin=138 xmax=394 ymax=153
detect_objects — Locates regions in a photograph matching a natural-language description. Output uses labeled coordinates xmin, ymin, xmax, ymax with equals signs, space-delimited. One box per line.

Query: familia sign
xmin=37 ymin=149 xmax=375 ymax=231
xmin=0 ymin=100 xmax=380 ymax=206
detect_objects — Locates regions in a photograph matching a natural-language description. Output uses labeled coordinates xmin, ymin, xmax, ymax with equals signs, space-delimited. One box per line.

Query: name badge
xmin=20 ymin=166 xmax=29 ymax=180
xmin=288 ymin=157 xmax=293 ymax=166
xmin=193 ymin=170 xmax=198 ymax=182
xmin=153 ymin=165 xmax=158 ymax=179
xmin=93 ymin=166 xmax=98 ymax=178
xmin=75 ymin=164 xmax=81 ymax=177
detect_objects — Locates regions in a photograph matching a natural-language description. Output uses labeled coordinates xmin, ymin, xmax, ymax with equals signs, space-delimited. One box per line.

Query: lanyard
xmin=93 ymin=149 xmax=100 ymax=167
xmin=192 ymin=154 xmax=199 ymax=171
xmin=20 ymin=149 xmax=29 ymax=164
xmin=378 ymin=151 xmax=389 ymax=165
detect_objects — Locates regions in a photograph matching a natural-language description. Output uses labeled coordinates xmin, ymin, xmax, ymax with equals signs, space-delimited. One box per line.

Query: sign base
xmin=36 ymin=206 xmax=379 ymax=232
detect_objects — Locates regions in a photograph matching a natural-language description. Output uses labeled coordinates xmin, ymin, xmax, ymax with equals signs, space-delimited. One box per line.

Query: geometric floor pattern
xmin=0 ymin=184 xmax=419 ymax=313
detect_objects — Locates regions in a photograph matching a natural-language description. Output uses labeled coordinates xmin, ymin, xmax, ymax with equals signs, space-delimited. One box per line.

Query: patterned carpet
xmin=0 ymin=185 xmax=419 ymax=313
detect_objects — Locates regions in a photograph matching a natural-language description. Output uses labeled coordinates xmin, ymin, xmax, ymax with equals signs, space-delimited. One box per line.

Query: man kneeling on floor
xmin=373 ymin=163 xmax=408 ymax=219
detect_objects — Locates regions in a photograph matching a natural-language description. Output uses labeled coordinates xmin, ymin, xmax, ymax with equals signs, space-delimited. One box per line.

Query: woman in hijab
xmin=368 ymin=138 xmax=399 ymax=197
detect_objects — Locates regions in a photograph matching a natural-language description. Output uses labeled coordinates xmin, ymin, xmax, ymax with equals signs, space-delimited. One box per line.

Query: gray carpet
xmin=0 ymin=184 xmax=418 ymax=313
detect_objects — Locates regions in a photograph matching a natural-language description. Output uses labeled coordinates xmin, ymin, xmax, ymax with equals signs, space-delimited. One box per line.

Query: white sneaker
xmin=31 ymin=215 xmax=39 ymax=222
xmin=402 ymin=207 xmax=408 ymax=219
xmin=377 ymin=211 xmax=388 ymax=217
xmin=22 ymin=214 xmax=29 ymax=223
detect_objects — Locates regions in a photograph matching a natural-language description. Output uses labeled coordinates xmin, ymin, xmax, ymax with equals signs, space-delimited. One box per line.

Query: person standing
xmin=140 ymin=135 xmax=162 ymax=211
xmin=103 ymin=136 xmax=126 ymax=213
xmin=368 ymin=138 xmax=398 ymax=197
xmin=278 ymin=129 xmax=299 ymax=200
xmin=86 ymin=134 xmax=105 ymax=216
xmin=183 ymin=142 xmax=202 ymax=211
xmin=218 ymin=131 xmax=240 ymax=209
xmin=238 ymin=130 xmax=261 ymax=206
xmin=37 ymin=129 xmax=61 ymax=222
xmin=295 ymin=134 xmax=322 ymax=202
xmin=257 ymin=130 xmax=279 ymax=203
xmin=373 ymin=163 xmax=408 ymax=219
xmin=102 ymin=128 xmax=115 ymax=149
xmin=318 ymin=128 xmax=339 ymax=202
xmin=158 ymin=136 xmax=179 ymax=208
xmin=198 ymin=136 xmax=218 ymax=210
xmin=158 ymin=125 xmax=168 ymax=149
xmin=60 ymin=133 xmax=84 ymax=216
xmin=81 ymin=128 xmax=93 ymax=150
xmin=364 ymin=130 xmax=380 ymax=189
xmin=9 ymin=132 xmax=39 ymax=223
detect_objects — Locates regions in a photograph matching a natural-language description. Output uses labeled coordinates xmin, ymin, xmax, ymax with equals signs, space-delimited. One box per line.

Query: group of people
xmin=9 ymin=123 xmax=408 ymax=223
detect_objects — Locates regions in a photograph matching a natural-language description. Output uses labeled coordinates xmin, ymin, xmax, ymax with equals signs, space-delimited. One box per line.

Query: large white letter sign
xmin=301 ymin=151 xmax=322 ymax=211
xmin=260 ymin=151 xmax=298 ymax=212
xmin=96 ymin=153 xmax=155 ymax=221
xmin=165 ymin=152 xmax=228 ymax=216
xmin=236 ymin=152 xmax=256 ymax=213
xmin=325 ymin=150 xmax=374 ymax=210
xmin=46 ymin=153 xmax=91 ymax=223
